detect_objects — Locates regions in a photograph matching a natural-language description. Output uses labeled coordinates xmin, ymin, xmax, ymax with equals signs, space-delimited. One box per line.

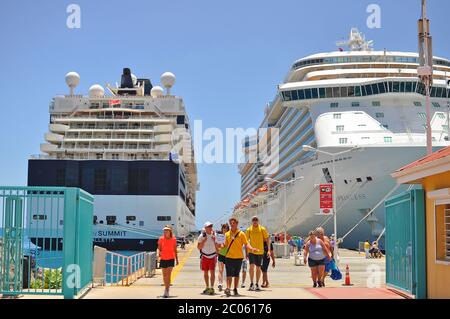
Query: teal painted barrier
xmin=385 ymin=189 xmax=426 ymax=299
xmin=0 ymin=187 xmax=94 ymax=299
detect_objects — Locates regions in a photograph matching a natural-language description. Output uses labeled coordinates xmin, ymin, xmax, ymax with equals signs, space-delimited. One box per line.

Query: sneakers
xmin=255 ymin=284 xmax=261 ymax=291
xmin=248 ymin=283 xmax=255 ymax=291
xmin=224 ymin=288 xmax=231 ymax=297
xmin=163 ymin=289 xmax=169 ymax=298
xmin=218 ymin=284 xmax=223 ymax=292
xmin=313 ymin=282 xmax=317 ymax=288
xmin=241 ymin=284 xmax=245 ymax=288
xmin=233 ymin=288 xmax=239 ymax=296
xmin=203 ymin=288 xmax=215 ymax=295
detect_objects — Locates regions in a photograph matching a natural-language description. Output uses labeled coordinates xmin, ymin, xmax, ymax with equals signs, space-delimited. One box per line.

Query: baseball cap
xmin=204 ymin=221 xmax=213 ymax=228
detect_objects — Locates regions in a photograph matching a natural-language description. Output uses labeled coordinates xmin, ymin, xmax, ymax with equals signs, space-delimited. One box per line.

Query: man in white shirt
xmin=197 ymin=221 xmax=220 ymax=295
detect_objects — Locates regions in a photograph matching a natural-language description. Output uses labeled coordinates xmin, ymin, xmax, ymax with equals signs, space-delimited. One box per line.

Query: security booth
xmin=391 ymin=146 xmax=450 ymax=299
xmin=0 ymin=187 xmax=94 ymax=299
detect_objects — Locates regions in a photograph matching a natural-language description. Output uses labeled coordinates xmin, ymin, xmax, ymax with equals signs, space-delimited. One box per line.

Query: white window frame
xmin=428 ymin=189 xmax=450 ymax=266
xmin=336 ymin=125 xmax=344 ymax=132
xmin=339 ymin=138 xmax=348 ymax=144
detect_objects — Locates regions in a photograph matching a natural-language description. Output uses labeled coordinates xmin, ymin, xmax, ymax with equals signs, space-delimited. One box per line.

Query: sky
xmin=0 ymin=0 xmax=449 ymax=229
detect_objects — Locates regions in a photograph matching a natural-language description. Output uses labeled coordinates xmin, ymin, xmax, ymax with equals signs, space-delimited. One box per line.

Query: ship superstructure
xmin=236 ymin=29 xmax=450 ymax=248
xmin=28 ymin=68 xmax=197 ymax=251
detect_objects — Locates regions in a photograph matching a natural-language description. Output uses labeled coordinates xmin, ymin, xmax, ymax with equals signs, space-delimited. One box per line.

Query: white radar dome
xmin=89 ymin=84 xmax=105 ymax=98
xmin=131 ymin=73 xmax=138 ymax=86
xmin=161 ymin=72 xmax=176 ymax=89
xmin=151 ymin=86 xmax=164 ymax=98
xmin=65 ymin=72 xmax=80 ymax=88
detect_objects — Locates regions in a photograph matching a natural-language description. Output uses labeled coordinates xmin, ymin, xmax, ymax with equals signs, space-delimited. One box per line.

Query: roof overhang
xmin=391 ymin=155 xmax=450 ymax=185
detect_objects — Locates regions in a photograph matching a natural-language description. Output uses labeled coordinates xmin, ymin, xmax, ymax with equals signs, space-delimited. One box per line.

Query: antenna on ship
xmin=65 ymin=72 xmax=80 ymax=96
xmin=336 ymin=28 xmax=374 ymax=51
xmin=161 ymin=72 xmax=176 ymax=96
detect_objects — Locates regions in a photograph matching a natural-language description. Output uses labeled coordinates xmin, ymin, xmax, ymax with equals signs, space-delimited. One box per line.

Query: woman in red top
xmin=158 ymin=225 xmax=179 ymax=298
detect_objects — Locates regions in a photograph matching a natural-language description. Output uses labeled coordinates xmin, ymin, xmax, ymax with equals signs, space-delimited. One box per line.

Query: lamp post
xmin=265 ymin=175 xmax=304 ymax=258
xmin=302 ymin=145 xmax=361 ymax=263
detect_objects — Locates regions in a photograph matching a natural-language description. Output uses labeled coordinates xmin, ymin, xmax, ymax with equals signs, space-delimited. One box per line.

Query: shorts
xmin=308 ymin=258 xmax=326 ymax=268
xmin=201 ymin=255 xmax=217 ymax=271
xmin=261 ymin=253 xmax=270 ymax=273
xmin=225 ymin=258 xmax=243 ymax=277
xmin=160 ymin=259 xmax=175 ymax=268
xmin=218 ymin=254 xmax=226 ymax=264
xmin=242 ymin=259 xmax=248 ymax=272
xmin=248 ymin=253 xmax=263 ymax=267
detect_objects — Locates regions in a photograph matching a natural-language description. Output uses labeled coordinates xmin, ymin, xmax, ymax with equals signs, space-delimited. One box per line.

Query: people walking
xmin=157 ymin=225 xmax=179 ymax=298
xmin=315 ymin=227 xmax=332 ymax=287
xmin=222 ymin=217 xmax=258 ymax=297
xmin=197 ymin=221 xmax=220 ymax=295
xmin=261 ymin=240 xmax=275 ymax=288
xmin=245 ymin=216 xmax=270 ymax=291
xmin=303 ymin=231 xmax=331 ymax=288
xmin=364 ymin=239 xmax=371 ymax=259
xmin=217 ymin=223 xmax=229 ymax=292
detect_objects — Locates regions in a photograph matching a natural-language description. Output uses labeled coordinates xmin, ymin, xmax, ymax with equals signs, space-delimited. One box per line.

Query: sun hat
xmin=204 ymin=221 xmax=213 ymax=228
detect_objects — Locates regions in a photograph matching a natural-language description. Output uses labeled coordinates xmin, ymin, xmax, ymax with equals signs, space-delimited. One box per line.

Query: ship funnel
xmin=121 ymin=68 xmax=134 ymax=89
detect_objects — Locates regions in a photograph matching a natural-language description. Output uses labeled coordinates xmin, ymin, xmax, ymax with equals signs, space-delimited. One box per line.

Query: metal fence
xmin=0 ymin=187 xmax=94 ymax=299
xmin=104 ymin=251 xmax=156 ymax=286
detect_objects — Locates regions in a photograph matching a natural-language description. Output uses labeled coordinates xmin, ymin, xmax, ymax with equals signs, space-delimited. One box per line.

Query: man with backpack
xmin=197 ymin=221 xmax=220 ymax=295
xmin=222 ymin=217 xmax=259 ymax=297
xmin=245 ymin=216 xmax=270 ymax=291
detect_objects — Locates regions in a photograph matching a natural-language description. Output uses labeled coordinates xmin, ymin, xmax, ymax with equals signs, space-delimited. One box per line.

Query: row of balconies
xmin=50 ymin=123 xmax=174 ymax=133
xmin=41 ymin=143 xmax=173 ymax=153
xmin=45 ymin=132 xmax=172 ymax=144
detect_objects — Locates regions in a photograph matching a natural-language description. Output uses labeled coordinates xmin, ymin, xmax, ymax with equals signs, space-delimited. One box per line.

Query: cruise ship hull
xmin=237 ymin=145 xmax=440 ymax=249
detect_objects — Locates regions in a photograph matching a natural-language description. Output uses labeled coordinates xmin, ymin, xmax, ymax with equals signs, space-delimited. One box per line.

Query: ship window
xmin=283 ymin=91 xmax=291 ymax=101
xmin=405 ymin=82 xmax=412 ymax=92
xmin=339 ymin=138 xmax=348 ymax=144
xmin=340 ymin=87 xmax=348 ymax=97
xmin=437 ymin=113 xmax=446 ymax=119
xmin=336 ymin=125 xmax=344 ymax=132
xmin=311 ymin=88 xmax=318 ymax=99
xmin=433 ymin=102 xmax=441 ymax=108
xmin=93 ymin=216 xmax=98 ymax=225
xmin=351 ymin=102 xmax=360 ymax=107
xmin=157 ymin=216 xmax=172 ymax=221
xmin=355 ymin=86 xmax=362 ymax=97
xmin=371 ymin=84 xmax=379 ymax=95
xmin=333 ymin=113 xmax=341 ymax=119
xmin=367 ymin=177 xmax=373 ymax=181
xmin=384 ymin=137 xmax=393 ymax=143
xmin=375 ymin=112 xmax=384 ymax=118
xmin=361 ymin=137 xmax=370 ymax=140
xmin=382 ymin=124 xmax=389 ymax=129
xmin=378 ymin=83 xmax=386 ymax=94
xmin=298 ymin=90 xmax=305 ymax=100
xmin=418 ymin=112 xmax=426 ymax=119
xmin=414 ymin=101 xmax=423 ymax=107
xmin=305 ymin=89 xmax=312 ymax=99
xmin=372 ymin=101 xmax=381 ymax=107
xmin=291 ymin=90 xmax=298 ymax=100
xmin=326 ymin=87 xmax=333 ymax=98
xmin=412 ymin=82 xmax=417 ymax=92
xmin=330 ymin=102 xmax=339 ymax=108
xmin=366 ymin=85 xmax=373 ymax=95
xmin=356 ymin=178 xmax=362 ymax=183
xmin=126 ymin=216 xmax=136 ymax=221
xmin=393 ymin=82 xmax=400 ymax=93
xmin=106 ymin=216 xmax=116 ymax=225
xmin=319 ymin=88 xmax=326 ymax=98
xmin=332 ymin=87 xmax=341 ymax=98
xmin=400 ymin=82 xmax=405 ymax=92
xmin=32 ymin=214 xmax=47 ymax=220
xmin=139 ymin=221 xmax=144 ymax=226
xmin=347 ymin=86 xmax=355 ymax=97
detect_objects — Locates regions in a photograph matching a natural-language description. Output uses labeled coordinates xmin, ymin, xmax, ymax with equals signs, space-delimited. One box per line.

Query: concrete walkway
xmin=83 ymin=243 xmax=402 ymax=300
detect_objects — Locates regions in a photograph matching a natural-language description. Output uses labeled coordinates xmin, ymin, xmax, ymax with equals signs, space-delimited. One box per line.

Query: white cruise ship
xmin=28 ymin=68 xmax=197 ymax=251
xmin=235 ymin=29 xmax=450 ymax=249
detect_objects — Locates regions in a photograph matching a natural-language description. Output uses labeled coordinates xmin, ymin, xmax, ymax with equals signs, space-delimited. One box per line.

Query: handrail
xmin=105 ymin=251 xmax=147 ymax=286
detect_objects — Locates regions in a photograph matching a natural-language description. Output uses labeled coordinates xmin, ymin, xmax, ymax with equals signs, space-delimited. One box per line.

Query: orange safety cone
xmin=342 ymin=264 xmax=353 ymax=286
